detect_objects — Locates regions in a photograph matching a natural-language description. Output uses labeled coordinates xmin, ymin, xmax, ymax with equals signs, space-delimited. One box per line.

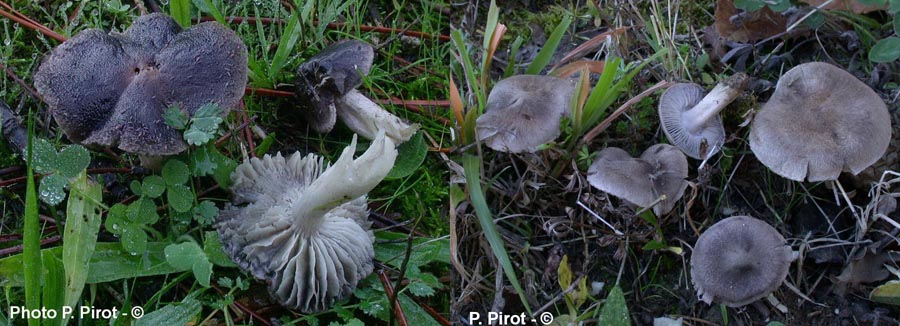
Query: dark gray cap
xmin=690 ymin=215 xmax=794 ymax=307
xmin=33 ymin=13 xmax=248 ymax=155
xmin=295 ymin=40 xmax=375 ymax=133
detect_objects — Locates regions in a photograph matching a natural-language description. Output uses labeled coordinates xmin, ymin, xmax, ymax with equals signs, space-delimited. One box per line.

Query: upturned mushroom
xmin=586 ymin=144 xmax=688 ymax=216
xmin=216 ymin=131 xmax=397 ymax=312
xmin=658 ymin=73 xmax=749 ymax=159
xmin=749 ymin=62 xmax=891 ymax=182
xmin=295 ymin=40 xmax=417 ymax=143
xmin=33 ymin=13 xmax=248 ymax=156
xmin=690 ymin=215 xmax=796 ymax=307
xmin=475 ymin=75 xmax=576 ymax=153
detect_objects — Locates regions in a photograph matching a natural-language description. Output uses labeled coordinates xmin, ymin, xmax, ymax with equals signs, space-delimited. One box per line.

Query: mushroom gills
xmin=216 ymin=131 xmax=397 ymax=312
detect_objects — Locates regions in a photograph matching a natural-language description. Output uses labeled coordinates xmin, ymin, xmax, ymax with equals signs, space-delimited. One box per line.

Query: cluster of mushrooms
xmin=476 ymin=62 xmax=891 ymax=307
xmin=32 ymin=13 xmax=416 ymax=312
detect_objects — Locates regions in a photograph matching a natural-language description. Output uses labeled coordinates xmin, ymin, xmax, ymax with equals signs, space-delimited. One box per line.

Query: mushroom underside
xmin=216 ymin=132 xmax=397 ymax=312
xmin=659 ymin=83 xmax=726 ymax=160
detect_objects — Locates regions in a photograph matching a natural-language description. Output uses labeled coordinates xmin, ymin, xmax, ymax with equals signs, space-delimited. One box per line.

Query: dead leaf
xmin=715 ymin=0 xmax=788 ymax=42
xmin=550 ymin=59 xmax=606 ymax=79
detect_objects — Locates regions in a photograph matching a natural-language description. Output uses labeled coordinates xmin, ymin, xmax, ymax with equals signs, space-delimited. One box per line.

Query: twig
xmin=409 ymin=295 xmax=450 ymax=326
xmin=0 ymin=167 xmax=133 ymax=188
xmin=0 ymin=2 xmax=67 ymax=42
xmin=0 ymin=62 xmax=42 ymax=102
xmin=390 ymin=217 xmax=421 ymax=326
xmin=577 ymin=200 xmax=623 ymax=236
xmin=239 ymin=99 xmax=256 ymax=157
xmin=0 ymin=235 xmax=61 ymax=256
xmin=377 ymin=270 xmax=409 ymax=326
xmin=244 ymin=87 xmax=294 ymax=97
xmin=210 ymin=284 xmax=271 ymax=326
xmin=199 ymin=16 xmax=450 ymax=41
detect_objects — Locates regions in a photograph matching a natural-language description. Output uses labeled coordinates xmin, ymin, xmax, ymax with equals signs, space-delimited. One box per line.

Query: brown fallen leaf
xmin=550 ymin=59 xmax=606 ymax=79
xmin=715 ymin=0 xmax=788 ymax=42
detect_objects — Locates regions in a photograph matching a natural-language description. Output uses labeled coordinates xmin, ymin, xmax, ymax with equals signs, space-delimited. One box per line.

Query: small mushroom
xmin=216 ymin=131 xmax=397 ymax=312
xmin=749 ymin=62 xmax=892 ymax=182
xmin=33 ymin=13 xmax=248 ymax=156
xmin=1 ymin=101 xmax=27 ymax=155
xmin=690 ymin=215 xmax=795 ymax=307
xmin=658 ymin=73 xmax=749 ymax=159
xmin=475 ymin=75 xmax=575 ymax=153
xmin=586 ymin=144 xmax=688 ymax=216
xmin=295 ymin=40 xmax=417 ymax=143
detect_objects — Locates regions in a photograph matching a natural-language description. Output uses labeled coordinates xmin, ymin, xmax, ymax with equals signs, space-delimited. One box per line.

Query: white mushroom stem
xmin=289 ymin=131 xmax=398 ymax=223
xmin=335 ymin=89 xmax=419 ymax=144
xmin=684 ymin=73 xmax=749 ymax=133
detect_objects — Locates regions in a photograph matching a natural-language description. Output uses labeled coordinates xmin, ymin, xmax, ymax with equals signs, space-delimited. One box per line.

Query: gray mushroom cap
xmin=476 ymin=75 xmax=575 ymax=153
xmin=33 ymin=13 xmax=248 ymax=155
xmin=749 ymin=62 xmax=892 ymax=182
xmin=586 ymin=144 xmax=688 ymax=216
xmin=295 ymin=40 xmax=375 ymax=133
xmin=216 ymin=131 xmax=397 ymax=312
xmin=690 ymin=215 xmax=794 ymax=307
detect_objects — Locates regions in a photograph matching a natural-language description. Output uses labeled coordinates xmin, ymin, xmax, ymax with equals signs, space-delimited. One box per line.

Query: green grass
xmin=0 ymin=0 xmax=451 ymax=325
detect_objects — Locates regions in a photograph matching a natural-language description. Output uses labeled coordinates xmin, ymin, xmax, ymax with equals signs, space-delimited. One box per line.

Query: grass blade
xmin=41 ymin=254 xmax=64 ymax=326
xmin=479 ymin=0 xmax=502 ymax=85
xmin=451 ymin=30 xmax=485 ymax=113
xmin=202 ymin=0 xmax=226 ymax=25
xmin=169 ymin=0 xmax=192 ymax=27
xmin=23 ymin=110 xmax=40 ymax=326
xmin=62 ymin=172 xmax=102 ymax=308
xmin=270 ymin=10 xmax=302 ymax=82
xmin=503 ymin=35 xmax=525 ymax=78
xmin=0 ymin=243 xmax=190 ymax=287
xmin=462 ymin=154 xmax=533 ymax=315
xmin=525 ymin=15 xmax=573 ymax=75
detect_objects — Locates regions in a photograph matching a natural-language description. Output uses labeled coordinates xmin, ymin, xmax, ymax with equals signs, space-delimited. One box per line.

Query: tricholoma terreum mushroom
xmin=475 ymin=75 xmax=576 ymax=153
xmin=749 ymin=62 xmax=891 ymax=182
xmin=33 ymin=13 xmax=248 ymax=156
xmin=295 ymin=40 xmax=417 ymax=144
xmin=691 ymin=215 xmax=796 ymax=307
xmin=216 ymin=131 xmax=397 ymax=312
xmin=658 ymin=73 xmax=748 ymax=159
xmin=587 ymin=144 xmax=688 ymax=216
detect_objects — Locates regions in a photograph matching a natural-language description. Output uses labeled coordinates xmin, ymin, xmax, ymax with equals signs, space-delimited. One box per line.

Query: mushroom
xmin=749 ymin=62 xmax=891 ymax=182
xmin=690 ymin=215 xmax=795 ymax=307
xmin=1 ymin=101 xmax=27 ymax=155
xmin=475 ymin=75 xmax=575 ymax=153
xmin=586 ymin=144 xmax=688 ymax=216
xmin=33 ymin=13 xmax=248 ymax=156
xmin=216 ymin=131 xmax=397 ymax=312
xmin=295 ymin=39 xmax=417 ymax=143
xmin=658 ymin=73 xmax=749 ymax=159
